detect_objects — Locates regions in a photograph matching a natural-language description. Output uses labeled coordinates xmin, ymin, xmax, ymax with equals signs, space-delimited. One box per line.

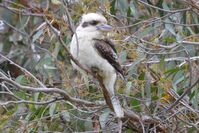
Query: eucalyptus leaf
xmin=162 ymin=1 xmax=170 ymax=10
xmin=125 ymin=81 xmax=132 ymax=95
xmin=138 ymin=26 xmax=154 ymax=38
xmin=84 ymin=117 xmax=93 ymax=131
xmin=120 ymin=50 xmax=127 ymax=63
xmin=99 ymin=109 xmax=110 ymax=129
xmin=43 ymin=64 xmax=57 ymax=70
xmin=129 ymin=1 xmax=138 ymax=18
xmin=52 ymin=42 xmax=61 ymax=58
xmin=32 ymin=29 xmax=43 ymax=42
xmin=49 ymin=102 xmax=56 ymax=119
xmin=15 ymin=75 xmax=28 ymax=85
xmin=116 ymin=0 xmax=128 ymax=15
xmin=165 ymin=19 xmax=176 ymax=36
xmin=60 ymin=110 xmax=70 ymax=122
xmin=145 ymin=72 xmax=151 ymax=106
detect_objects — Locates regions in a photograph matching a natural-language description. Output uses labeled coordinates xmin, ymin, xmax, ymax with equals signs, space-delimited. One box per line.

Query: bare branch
xmin=0 ymin=3 xmax=45 ymax=17
xmin=0 ymin=53 xmax=46 ymax=87
xmin=144 ymin=56 xmax=199 ymax=65
xmin=0 ymin=97 xmax=64 ymax=106
xmin=165 ymin=78 xmax=199 ymax=112
xmin=0 ymin=77 xmax=103 ymax=107
xmin=137 ymin=0 xmax=191 ymax=13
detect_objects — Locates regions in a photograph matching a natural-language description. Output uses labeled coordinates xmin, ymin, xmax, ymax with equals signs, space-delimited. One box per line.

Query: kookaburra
xmin=70 ymin=13 xmax=124 ymax=118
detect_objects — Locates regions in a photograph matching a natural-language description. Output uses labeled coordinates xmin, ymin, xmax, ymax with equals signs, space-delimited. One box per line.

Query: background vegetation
xmin=0 ymin=0 xmax=199 ymax=132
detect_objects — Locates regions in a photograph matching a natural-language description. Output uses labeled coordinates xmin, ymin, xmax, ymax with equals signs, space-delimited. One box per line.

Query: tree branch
xmin=0 ymin=77 xmax=103 ymax=107
xmin=165 ymin=78 xmax=199 ymax=112
xmin=0 ymin=53 xmax=46 ymax=87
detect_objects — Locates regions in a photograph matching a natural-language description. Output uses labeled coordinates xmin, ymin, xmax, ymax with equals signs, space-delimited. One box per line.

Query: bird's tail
xmin=110 ymin=95 xmax=124 ymax=118
xmin=100 ymin=73 xmax=124 ymax=118
xmin=102 ymin=88 xmax=124 ymax=118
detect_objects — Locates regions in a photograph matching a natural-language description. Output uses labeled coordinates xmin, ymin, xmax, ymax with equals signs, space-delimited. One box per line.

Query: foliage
xmin=0 ymin=0 xmax=199 ymax=132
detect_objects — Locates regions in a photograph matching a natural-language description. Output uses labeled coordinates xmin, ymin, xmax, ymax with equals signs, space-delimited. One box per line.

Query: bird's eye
xmin=89 ymin=20 xmax=99 ymax=26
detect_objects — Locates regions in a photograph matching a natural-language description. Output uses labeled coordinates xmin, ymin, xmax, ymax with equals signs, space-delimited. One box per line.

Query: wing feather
xmin=93 ymin=38 xmax=124 ymax=78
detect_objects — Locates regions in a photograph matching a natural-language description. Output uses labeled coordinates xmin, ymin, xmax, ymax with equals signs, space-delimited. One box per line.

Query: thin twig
xmin=137 ymin=0 xmax=190 ymax=13
xmin=144 ymin=56 xmax=199 ymax=65
xmin=0 ymin=53 xmax=46 ymax=87
xmin=62 ymin=1 xmax=79 ymax=57
xmin=165 ymin=78 xmax=199 ymax=112
xmin=0 ymin=97 xmax=64 ymax=106
xmin=0 ymin=77 xmax=102 ymax=107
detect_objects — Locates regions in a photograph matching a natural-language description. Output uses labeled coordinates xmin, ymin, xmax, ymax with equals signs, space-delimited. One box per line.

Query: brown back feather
xmin=93 ymin=38 xmax=124 ymax=78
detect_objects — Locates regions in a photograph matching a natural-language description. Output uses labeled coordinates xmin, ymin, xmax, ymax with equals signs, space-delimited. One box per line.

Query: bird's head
xmin=76 ymin=13 xmax=113 ymax=33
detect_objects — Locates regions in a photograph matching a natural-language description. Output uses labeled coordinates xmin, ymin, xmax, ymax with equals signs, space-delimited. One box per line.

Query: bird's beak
xmin=97 ymin=23 xmax=113 ymax=32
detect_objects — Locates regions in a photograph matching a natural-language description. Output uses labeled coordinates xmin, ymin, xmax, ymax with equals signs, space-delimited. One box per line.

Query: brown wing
xmin=93 ymin=38 xmax=124 ymax=78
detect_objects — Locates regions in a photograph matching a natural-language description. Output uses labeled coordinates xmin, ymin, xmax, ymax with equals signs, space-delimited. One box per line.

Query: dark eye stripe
xmin=89 ymin=20 xmax=99 ymax=26
xmin=82 ymin=20 xmax=99 ymax=28
xmin=82 ymin=22 xmax=89 ymax=27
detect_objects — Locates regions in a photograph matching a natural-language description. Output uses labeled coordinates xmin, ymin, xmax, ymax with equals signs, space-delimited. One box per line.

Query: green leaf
xmin=162 ymin=1 xmax=170 ymax=10
xmin=173 ymin=71 xmax=184 ymax=84
xmin=15 ymin=75 xmax=28 ymax=85
xmin=27 ymin=106 xmax=46 ymax=121
xmin=60 ymin=110 xmax=70 ymax=122
xmin=127 ymin=129 xmax=133 ymax=133
xmin=159 ymin=56 xmax=165 ymax=71
xmin=152 ymin=95 xmax=159 ymax=101
xmin=165 ymin=19 xmax=176 ymax=36
xmin=156 ymin=0 xmax=164 ymax=16
xmin=164 ymin=67 xmax=183 ymax=75
xmin=189 ymin=91 xmax=195 ymax=100
xmin=188 ymin=127 xmax=198 ymax=132
xmin=116 ymin=0 xmax=128 ymax=15
xmin=0 ymin=20 xmax=4 ymax=31
xmin=125 ymin=81 xmax=132 ymax=95
xmin=43 ymin=64 xmax=57 ymax=70
xmin=51 ymin=0 xmax=62 ymax=5
xmin=138 ymin=26 xmax=154 ymax=38
xmin=190 ymin=81 xmax=198 ymax=109
xmin=163 ymin=36 xmax=176 ymax=43
xmin=138 ymin=71 xmax=145 ymax=80
xmin=131 ymin=99 xmax=141 ymax=111
xmin=120 ymin=50 xmax=127 ymax=63
xmin=110 ymin=0 xmax=116 ymax=15
xmin=35 ymin=56 xmax=56 ymax=75
xmin=52 ymin=42 xmax=61 ymax=58
xmin=145 ymin=73 xmax=151 ymax=106
xmin=32 ymin=29 xmax=43 ymax=42
xmin=84 ymin=117 xmax=93 ymax=131
xmin=99 ymin=109 xmax=110 ymax=129
xmin=128 ymin=57 xmax=144 ymax=77
xmin=129 ymin=1 xmax=138 ymax=18
xmin=127 ymin=7 xmax=131 ymax=21
xmin=49 ymin=102 xmax=56 ymax=119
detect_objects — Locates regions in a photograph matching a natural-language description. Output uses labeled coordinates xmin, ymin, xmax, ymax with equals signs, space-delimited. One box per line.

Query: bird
xmin=70 ymin=13 xmax=124 ymax=118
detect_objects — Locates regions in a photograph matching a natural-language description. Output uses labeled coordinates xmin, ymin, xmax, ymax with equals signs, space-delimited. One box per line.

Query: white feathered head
xmin=76 ymin=13 xmax=112 ymax=32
